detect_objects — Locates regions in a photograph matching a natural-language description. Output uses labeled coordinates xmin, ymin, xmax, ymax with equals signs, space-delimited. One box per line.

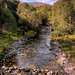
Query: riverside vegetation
xmin=0 ymin=0 xmax=75 ymax=69
xmin=51 ymin=0 xmax=75 ymax=63
xmin=0 ymin=0 xmax=52 ymax=59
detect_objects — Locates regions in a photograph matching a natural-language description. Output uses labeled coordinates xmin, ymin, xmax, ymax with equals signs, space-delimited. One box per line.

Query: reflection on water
xmin=0 ymin=26 xmax=61 ymax=71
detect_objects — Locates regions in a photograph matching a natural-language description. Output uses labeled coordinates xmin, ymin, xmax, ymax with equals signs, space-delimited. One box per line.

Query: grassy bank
xmin=0 ymin=33 xmax=20 ymax=59
xmin=51 ymin=35 xmax=75 ymax=63
xmin=0 ymin=30 xmax=38 ymax=60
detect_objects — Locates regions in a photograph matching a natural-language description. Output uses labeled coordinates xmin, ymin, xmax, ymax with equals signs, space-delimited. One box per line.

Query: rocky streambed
xmin=0 ymin=65 xmax=68 ymax=75
xmin=50 ymin=41 xmax=75 ymax=75
xmin=0 ymin=25 xmax=75 ymax=75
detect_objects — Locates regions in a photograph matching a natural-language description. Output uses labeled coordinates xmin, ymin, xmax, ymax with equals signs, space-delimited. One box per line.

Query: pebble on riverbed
xmin=0 ymin=65 xmax=69 ymax=75
xmin=49 ymin=47 xmax=53 ymax=51
xmin=52 ymin=41 xmax=75 ymax=75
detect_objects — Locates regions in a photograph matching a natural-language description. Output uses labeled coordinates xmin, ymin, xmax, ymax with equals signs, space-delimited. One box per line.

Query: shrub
xmin=25 ymin=30 xmax=37 ymax=39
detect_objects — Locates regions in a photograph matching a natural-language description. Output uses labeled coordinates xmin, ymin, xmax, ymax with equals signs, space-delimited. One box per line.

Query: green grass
xmin=58 ymin=39 xmax=75 ymax=63
xmin=51 ymin=30 xmax=75 ymax=63
xmin=0 ymin=30 xmax=37 ymax=59
xmin=0 ymin=33 xmax=19 ymax=59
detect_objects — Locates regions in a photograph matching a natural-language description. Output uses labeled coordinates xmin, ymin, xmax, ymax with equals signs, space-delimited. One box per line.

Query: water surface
xmin=0 ymin=26 xmax=61 ymax=71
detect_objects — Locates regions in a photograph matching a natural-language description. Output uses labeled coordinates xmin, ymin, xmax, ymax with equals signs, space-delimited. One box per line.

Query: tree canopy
xmin=52 ymin=0 xmax=75 ymax=36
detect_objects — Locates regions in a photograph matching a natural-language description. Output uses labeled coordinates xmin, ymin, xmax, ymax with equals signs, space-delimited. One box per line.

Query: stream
xmin=0 ymin=25 xmax=62 ymax=71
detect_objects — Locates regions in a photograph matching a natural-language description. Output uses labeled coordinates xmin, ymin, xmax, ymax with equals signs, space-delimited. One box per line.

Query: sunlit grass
xmin=51 ymin=34 xmax=75 ymax=63
xmin=51 ymin=34 xmax=75 ymax=40
xmin=0 ymin=30 xmax=37 ymax=59
xmin=0 ymin=33 xmax=18 ymax=59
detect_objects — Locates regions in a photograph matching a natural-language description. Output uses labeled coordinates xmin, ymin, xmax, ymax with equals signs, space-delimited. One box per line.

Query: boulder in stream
xmin=49 ymin=47 xmax=53 ymax=51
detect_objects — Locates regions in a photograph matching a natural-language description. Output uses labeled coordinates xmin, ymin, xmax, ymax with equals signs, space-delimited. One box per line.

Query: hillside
xmin=28 ymin=2 xmax=51 ymax=7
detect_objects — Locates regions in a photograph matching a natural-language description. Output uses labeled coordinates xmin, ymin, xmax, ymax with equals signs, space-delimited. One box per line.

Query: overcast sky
xmin=20 ymin=0 xmax=58 ymax=5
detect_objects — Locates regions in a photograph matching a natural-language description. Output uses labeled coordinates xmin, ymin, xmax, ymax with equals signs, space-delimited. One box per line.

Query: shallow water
xmin=0 ymin=26 xmax=62 ymax=71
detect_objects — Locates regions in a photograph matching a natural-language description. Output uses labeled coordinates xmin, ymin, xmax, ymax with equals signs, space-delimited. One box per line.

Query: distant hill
xmin=28 ymin=2 xmax=51 ymax=7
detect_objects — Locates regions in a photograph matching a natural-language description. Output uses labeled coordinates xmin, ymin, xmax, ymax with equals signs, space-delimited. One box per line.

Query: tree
xmin=0 ymin=8 xmax=17 ymax=33
xmin=0 ymin=0 xmax=7 ymax=8
xmin=52 ymin=0 xmax=75 ymax=36
xmin=7 ymin=0 xmax=20 ymax=20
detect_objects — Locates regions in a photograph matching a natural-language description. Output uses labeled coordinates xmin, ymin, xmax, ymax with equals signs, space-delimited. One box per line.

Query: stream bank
xmin=50 ymin=41 xmax=75 ymax=75
xmin=0 ymin=25 xmax=74 ymax=75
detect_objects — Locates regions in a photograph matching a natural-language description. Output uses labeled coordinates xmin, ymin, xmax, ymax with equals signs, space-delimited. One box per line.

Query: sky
xmin=20 ymin=0 xmax=58 ymax=5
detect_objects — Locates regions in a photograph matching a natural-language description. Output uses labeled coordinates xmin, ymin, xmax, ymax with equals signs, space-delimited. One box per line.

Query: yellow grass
xmin=11 ymin=36 xmax=19 ymax=41
xmin=51 ymin=35 xmax=75 ymax=40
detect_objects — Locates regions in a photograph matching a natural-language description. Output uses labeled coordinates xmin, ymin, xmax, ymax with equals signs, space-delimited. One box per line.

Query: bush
xmin=51 ymin=31 xmax=62 ymax=37
xmin=25 ymin=30 xmax=37 ymax=39
xmin=0 ymin=7 xmax=17 ymax=33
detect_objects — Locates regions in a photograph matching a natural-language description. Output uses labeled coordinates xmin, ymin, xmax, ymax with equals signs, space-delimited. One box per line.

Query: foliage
xmin=51 ymin=0 xmax=75 ymax=63
xmin=58 ymin=38 xmax=75 ymax=63
xmin=0 ymin=7 xmax=17 ymax=33
xmin=0 ymin=0 xmax=19 ymax=59
xmin=51 ymin=34 xmax=75 ymax=63
xmin=52 ymin=0 xmax=75 ymax=36
xmin=25 ymin=30 xmax=37 ymax=39
xmin=7 ymin=0 xmax=20 ymax=20
xmin=0 ymin=33 xmax=18 ymax=59
xmin=17 ymin=3 xmax=51 ymax=36
xmin=0 ymin=1 xmax=51 ymax=59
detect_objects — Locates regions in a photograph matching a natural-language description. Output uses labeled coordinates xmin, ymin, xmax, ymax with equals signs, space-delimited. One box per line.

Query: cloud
xmin=20 ymin=0 xmax=27 ymax=2
xmin=20 ymin=0 xmax=58 ymax=5
xmin=36 ymin=0 xmax=51 ymax=3
xmin=49 ymin=1 xmax=56 ymax=5
xmin=36 ymin=0 xmax=58 ymax=5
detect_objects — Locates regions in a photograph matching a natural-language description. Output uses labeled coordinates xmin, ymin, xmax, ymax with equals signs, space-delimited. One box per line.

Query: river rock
xmin=38 ymin=73 xmax=42 ymax=75
xmin=55 ymin=71 xmax=58 ymax=74
xmin=1 ymin=65 xmax=6 ymax=69
xmin=45 ymin=69 xmax=48 ymax=72
xmin=52 ymin=71 xmax=55 ymax=74
xmin=32 ymin=68 xmax=36 ymax=71
xmin=21 ymin=67 xmax=25 ymax=71
xmin=32 ymin=71 xmax=37 ymax=75
xmin=37 ymin=69 xmax=42 ymax=73
xmin=41 ymin=69 xmax=44 ymax=72
xmin=49 ymin=47 xmax=53 ymax=51
xmin=24 ymin=68 xmax=30 ymax=72
xmin=13 ymin=66 xmax=18 ymax=69
xmin=47 ymin=71 xmax=51 ymax=75
xmin=8 ymin=67 xmax=14 ymax=72
xmin=21 ymin=54 xmax=24 ymax=56
xmin=50 ymin=70 xmax=53 ymax=74
xmin=4 ymin=67 xmax=9 ymax=71
xmin=0 ymin=68 xmax=3 ymax=74
xmin=18 ymin=69 xmax=21 ymax=73
xmin=62 ymin=53 xmax=66 ymax=57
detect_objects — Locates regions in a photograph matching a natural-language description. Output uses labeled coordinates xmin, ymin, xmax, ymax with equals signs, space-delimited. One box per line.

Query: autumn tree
xmin=52 ymin=0 xmax=75 ymax=36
